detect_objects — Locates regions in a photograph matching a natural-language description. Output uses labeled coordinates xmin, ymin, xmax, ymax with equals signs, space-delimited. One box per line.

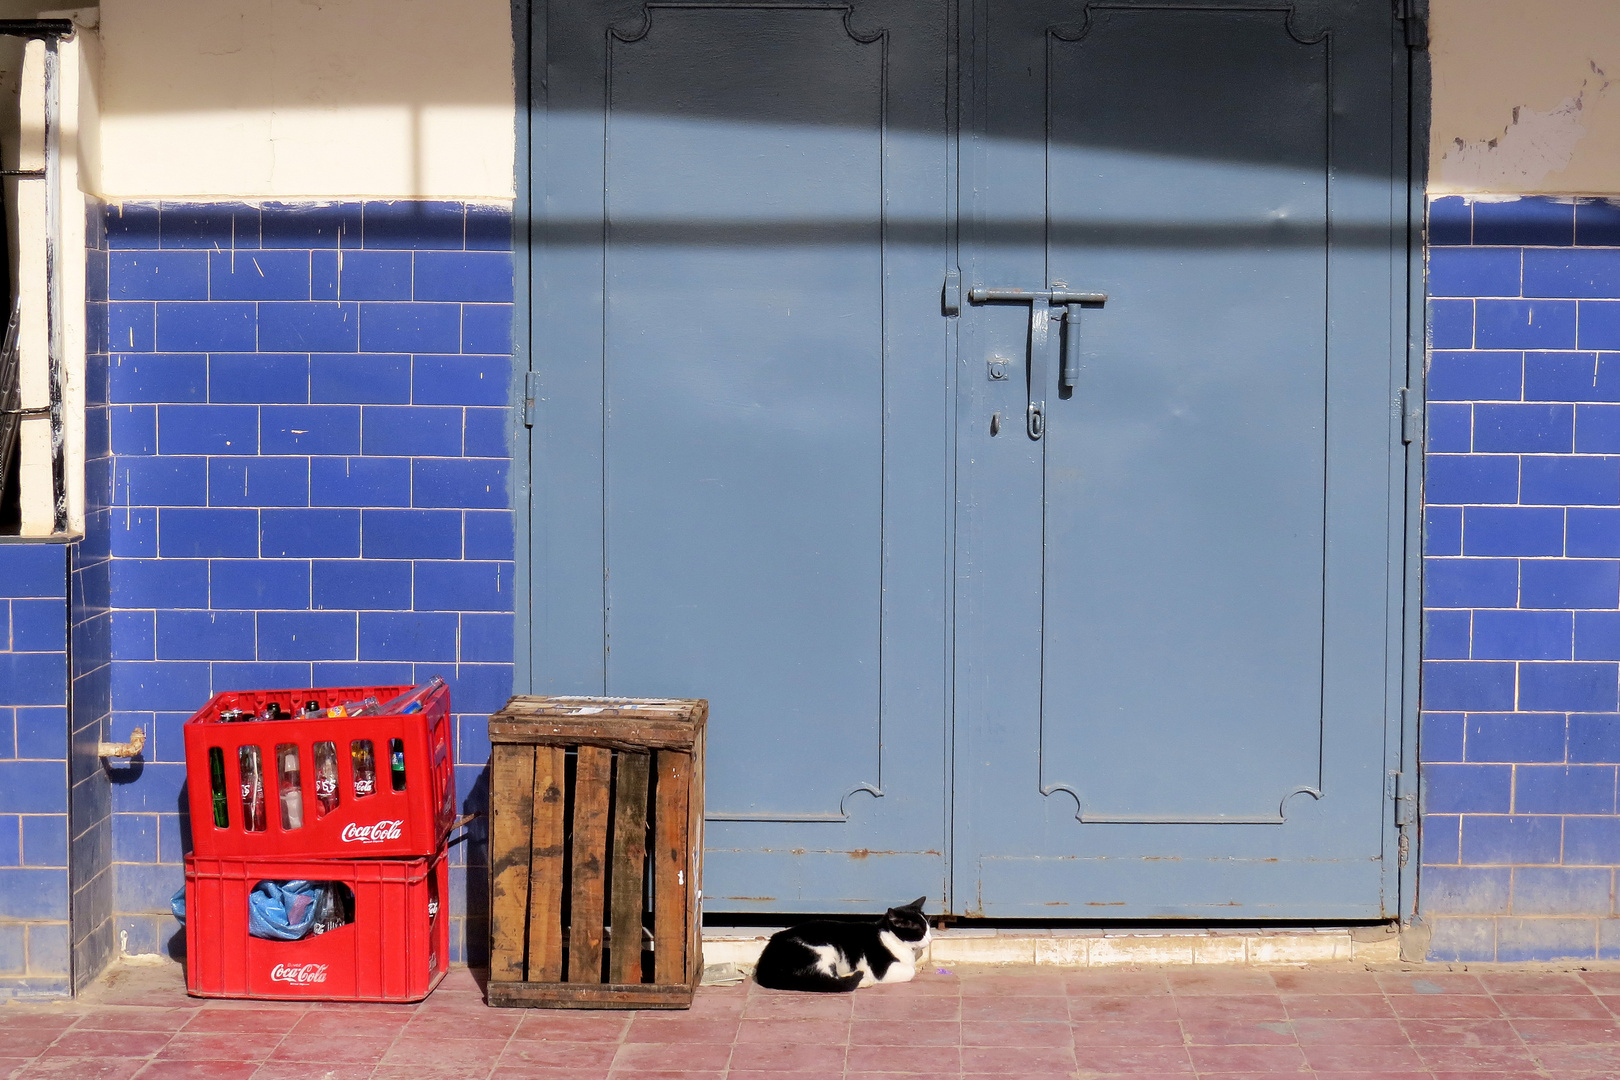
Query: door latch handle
xmin=968 ymin=287 xmax=1107 ymax=439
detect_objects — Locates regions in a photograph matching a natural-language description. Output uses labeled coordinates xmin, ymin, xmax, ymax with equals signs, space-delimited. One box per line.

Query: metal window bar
xmin=0 ymin=20 xmax=74 ymax=530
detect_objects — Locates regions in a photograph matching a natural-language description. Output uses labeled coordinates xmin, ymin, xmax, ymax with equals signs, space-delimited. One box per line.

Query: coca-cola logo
xmin=269 ymin=963 xmax=328 ymax=985
xmin=341 ymin=820 xmax=404 ymax=844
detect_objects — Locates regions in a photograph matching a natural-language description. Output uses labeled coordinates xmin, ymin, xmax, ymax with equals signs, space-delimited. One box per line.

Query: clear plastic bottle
xmin=377 ymin=676 xmax=446 ymax=716
xmin=277 ymin=744 xmax=304 ymax=830
xmin=238 ymin=745 xmax=267 ymax=831
xmin=312 ymin=741 xmax=340 ymax=816
xmin=351 ymin=739 xmax=377 ymax=797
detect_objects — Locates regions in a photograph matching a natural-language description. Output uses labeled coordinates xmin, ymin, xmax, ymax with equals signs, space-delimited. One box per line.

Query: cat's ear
xmin=909 ymin=896 xmax=927 ymax=911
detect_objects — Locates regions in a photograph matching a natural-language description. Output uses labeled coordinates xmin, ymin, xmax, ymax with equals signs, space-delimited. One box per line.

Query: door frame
xmin=507 ymin=0 xmax=1431 ymax=921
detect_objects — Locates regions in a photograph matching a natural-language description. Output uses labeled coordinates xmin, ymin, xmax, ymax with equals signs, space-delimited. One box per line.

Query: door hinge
xmin=1399 ymin=387 xmax=1422 ymax=445
xmin=943 ymin=268 xmax=961 ymax=316
xmin=523 ymin=370 xmax=540 ymax=428
xmin=1393 ymin=771 xmax=1418 ymax=826
xmin=1396 ymin=0 xmax=1428 ymax=49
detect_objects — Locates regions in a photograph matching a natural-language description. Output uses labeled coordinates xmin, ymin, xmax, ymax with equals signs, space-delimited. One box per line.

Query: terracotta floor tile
xmin=251 ymin=1064 xmax=377 ymax=1080
xmin=1076 ymin=1044 xmax=1196 ymax=1073
xmin=1062 ymin=972 xmax=1172 ymax=996
xmin=959 ymin=1020 xmax=1070 ymax=1047
xmin=487 ymin=1069 xmax=609 ymax=1080
xmin=1071 ymin=1020 xmax=1185 ymax=1047
xmin=609 ymin=1041 xmax=731 ymax=1071
xmin=1281 ymin=993 xmax=1394 ymax=1019
xmin=1580 ymin=972 xmax=1620 ymax=993
xmin=0 ymin=1034 xmax=63 ymax=1058
xmin=496 ymin=1041 xmax=621 ymax=1069
xmin=1172 ymin=995 xmax=1287 ymax=1022
xmin=1388 ymin=994 xmax=1503 ymax=1019
xmin=284 ymin=1007 xmax=415 ymax=1037
xmin=1428 ymin=1072 xmax=1547 ymax=1080
xmin=605 ymin=1072 xmax=725 ymax=1080
xmin=1187 ymin=1043 xmax=1308 ymax=1073
xmin=130 ymin=1062 xmax=259 ymax=1080
xmin=1376 ymin=972 xmax=1487 ymax=996
xmin=404 ymin=1010 xmax=524 ymax=1040
xmin=623 ymin=1017 xmax=739 ymax=1043
xmin=1528 ymin=1042 xmax=1620 ymax=1071
xmin=1068 ymin=997 xmax=1179 ymax=1023
xmin=1417 ymin=1042 xmax=1540 ymax=1071
xmin=743 ymin=995 xmax=854 ymax=1021
xmin=156 ymin=1032 xmax=284 ymax=1061
xmin=844 ymin=1072 xmax=963 ymax=1080
xmin=845 ymin=1043 xmax=958 ymax=1072
xmin=1400 ymin=1017 xmax=1523 ymax=1045
xmin=960 ymin=1045 xmax=1075 ymax=1072
xmin=852 ymin=997 xmax=959 ymax=1022
xmin=1511 ymin=1016 xmax=1620 ymax=1043
xmin=1495 ymin=995 xmax=1614 ymax=1020
xmin=848 ymin=1019 xmax=955 ymax=1045
xmin=266 ymin=1033 xmax=394 ymax=1064
xmin=1179 ymin=1019 xmax=1293 ymax=1046
xmin=1290 ymin=1017 xmax=1406 ymax=1045
xmin=511 ymin=1014 xmax=630 ymax=1043
xmin=1300 ymin=1041 xmax=1427 ymax=1072
xmin=1269 ymin=970 xmax=1383 ymax=995
xmin=67 ymin=1011 xmax=195 ymax=1034
xmin=40 ymin=1030 xmax=171 ymax=1058
xmin=726 ymin=1071 xmax=845 ymax=1080
xmin=384 ymin=1036 xmax=508 ymax=1070
xmin=0 ymin=1014 xmax=79 ymax=1034
xmin=958 ymin=973 xmax=1067 ymax=997
xmin=1166 ymin=969 xmax=1277 ymax=996
xmin=1481 ymin=972 xmax=1594 ymax=995
xmin=12 ymin=1059 xmax=146 ymax=1080
xmin=958 ymin=997 xmax=1068 ymax=1023
xmin=178 ymin=1010 xmax=306 ymax=1035
xmin=727 ymin=1041 xmax=847 ymax=1071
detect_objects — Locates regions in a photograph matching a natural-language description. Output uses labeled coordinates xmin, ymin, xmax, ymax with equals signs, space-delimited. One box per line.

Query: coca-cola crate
xmin=184 ymin=849 xmax=448 ymax=1002
xmin=183 ymin=683 xmax=455 ymax=860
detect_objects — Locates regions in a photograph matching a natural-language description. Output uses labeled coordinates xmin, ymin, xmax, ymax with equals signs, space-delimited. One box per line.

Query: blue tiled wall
xmin=0 ymin=542 xmax=72 ymax=995
xmin=1422 ymin=195 xmax=1620 ymax=961
xmin=102 ymin=201 xmax=515 ymax=963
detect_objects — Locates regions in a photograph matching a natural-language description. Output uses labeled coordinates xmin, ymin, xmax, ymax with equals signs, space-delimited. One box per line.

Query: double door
xmin=526 ymin=0 xmax=1413 ymax=917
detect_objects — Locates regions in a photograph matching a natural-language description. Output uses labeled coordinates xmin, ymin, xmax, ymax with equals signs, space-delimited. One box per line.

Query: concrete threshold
xmin=704 ymin=924 xmax=1402 ymax=970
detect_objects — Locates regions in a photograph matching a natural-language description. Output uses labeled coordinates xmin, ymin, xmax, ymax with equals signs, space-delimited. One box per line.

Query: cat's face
xmin=884 ymin=896 xmax=932 ymax=947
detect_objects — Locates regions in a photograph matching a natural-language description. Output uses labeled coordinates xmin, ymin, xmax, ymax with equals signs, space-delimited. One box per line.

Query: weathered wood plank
xmin=653 ymin=749 xmax=691 ymax=985
xmin=488 ymin=719 xmax=697 ymax=751
xmin=608 ymin=751 xmax=650 ymax=985
xmin=526 ymin=745 xmax=566 ymax=983
xmin=488 ymin=744 xmax=535 ymax=983
xmin=568 ymin=746 xmax=613 ymax=983
xmin=686 ymin=720 xmax=706 ymax=985
xmin=486 ymin=980 xmax=694 ymax=1010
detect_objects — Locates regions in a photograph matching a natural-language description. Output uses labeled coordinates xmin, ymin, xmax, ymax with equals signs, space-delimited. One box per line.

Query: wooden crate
xmin=486 ymin=696 xmax=706 ymax=1009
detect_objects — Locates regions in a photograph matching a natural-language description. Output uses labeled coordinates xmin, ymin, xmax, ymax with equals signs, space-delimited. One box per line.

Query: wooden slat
xmin=526 ymin=745 xmax=566 ymax=983
xmin=488 ymin=718 xmax=697 ymax=751
xmin=686 ymin=720 xmax=706 ymax=986
xmin=487 ymin=744 xmax=535 ymax=982
xmin=568 ymin=746 xmax=612 ymax=983
xmin=608 ymin=751 xmax=650 ymax=984
xmin=653 ymin=749 xmax=691 ymax=985
xmin=486 ymin=980 xmax=694 ymax=1010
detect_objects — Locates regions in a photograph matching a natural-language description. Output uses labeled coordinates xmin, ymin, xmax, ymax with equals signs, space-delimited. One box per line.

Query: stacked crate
xmin=181 ymin=683 xmax=456 ymax=1002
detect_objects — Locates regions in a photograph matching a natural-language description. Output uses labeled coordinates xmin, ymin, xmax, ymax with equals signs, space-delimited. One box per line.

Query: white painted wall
xmin=96 ymin=0 xmax=514 ymax=199
xmin=1430 ymin=0 xmax=1620 ymax=195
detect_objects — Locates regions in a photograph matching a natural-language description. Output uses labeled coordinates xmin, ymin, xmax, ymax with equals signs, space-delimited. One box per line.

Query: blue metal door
xmin=526 ymin=0 xmax=1411 ymax=916
xmin=952 ymin=0 xmax=1410 ymax=917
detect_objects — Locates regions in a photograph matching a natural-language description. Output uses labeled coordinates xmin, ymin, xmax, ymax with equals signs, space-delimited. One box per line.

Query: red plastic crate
xmin=183 ymin=684 xmax=455 ymax=860
xmin=184 ymin=849 xmax=449 ymax=1002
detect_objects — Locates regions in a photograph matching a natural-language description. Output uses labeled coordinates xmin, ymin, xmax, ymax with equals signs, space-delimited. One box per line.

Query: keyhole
xmin=990 ymin=413 xmax=1001 ymax=436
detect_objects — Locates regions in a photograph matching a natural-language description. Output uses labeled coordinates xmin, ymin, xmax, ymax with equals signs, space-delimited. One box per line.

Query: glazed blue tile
xmin=208 ymin=662 xmax=313 ymax=694
xmin=360 ymin=406 xmax=463 ymax=457
xmin=1423 ymin=609 xmax=1470 ymax=660
xmin=1477 ymin=300 xmax=1579 ymax=352
xmin=111 ymin=814 xmax=157 ymax=864
xmin=1473 ymin=403 xmax=1574 ymax=453
xmin=464 ymin=511 xmax=514 ymax=561
xmin=310 ymin=662 xmax=414 ymax=688
xmin=1474 ymin=198 xmax=1575 ymax=247
xmin=156 ymin=405 xmax=258 ymax=456
xmin=1577 ymin=405 xmax=1620 ymax=453
xmin=1520 ymin=662 xmax=1619 ymax=713
xmin=1511 ymin=868 xmax=1612 ymax=915
xmin=0 ymin=548 xmax=64 ymax=600
xmin=358 ymin=612 xmax=458 ymax=662
xmin=104 ymin=204 xmax=161 ymax=250
xmin=109 ymin=354 xmax=206 ymax=404
xmin=1429 ymin=247 xmax=1520 ymax=298
xmin=209 ymin=353 xmax=309 ymax=405
xmin=413 ymin=561 xmax=513 ymax=613
xmin=412 ymin=459 xmax=508 ymax=510
xmin=1576 ymin=197 xmax=1620 ymax=246
xmin=436 ymin=663 xmax=512 ymax=715
xmin=19 ymin=817 xmax=65 ymax=869
xmin=311 ymin=560 xmax=411 ymax=611
xmin=309 ymin=456 xmax=410 ymax=508
xmin=414 ymin=252 xmax=514 ymax=303
xmin=208 ymin=458 xmax=310 ymax=508
xmin=109 ymin=252 xmax=208 ymax=301
xmin=337 ymin=251 xmax=412 ymax=301
xmin=1521 ymin=560 xmax=1620 ymax=609
xmin=459 ymin=612 xmax=514 ymax=664
xmin=1472 ymin=610 xmax=1572 ymax=662
xmin=0 ymin=654 xmax=65 ymax=707
xmin=154 ymin=611 xmax=255 ymax=662
xmin=207 ymin=250 xmax=312 ymax=302
xmin=1514 ymin=764 xmax=1617 ymax=815
xmin=310 ymin=354 xmax=411 ymax=405
xmin=362 ymin=201 xmax=464 ymax=250
xmin=1426 ymin=351 xmax=1521 ymax=402
xmin=1422 ymin=815 xmax=1461 ymax=865
xmin=461 ymin=304 xmax=513 ymax=354
xmin=261 ymin=405 xmax=361 ymax=455
xmin=1425 ymin=455 xmax=1517 ymax=504
xmin=0 ymin=868 xmax=67 ymax=918
xmin=1427 ymin=197 xmax=1472 ymax=245
xmin=260 ymin=509 xmax=360 ymax=559
xmin=156 ymin=508 xmax=259 ymax=559
xmin=14 ymin=707 xmax=66 ymax=761
xmin=1563 ymin=816 xmax=1620 ymax=864
xmin=313 ymin=249 xmax=340 ymax=301
xmin=463 ymin=408 xmax=510 ymax=458
xmin=108 ymin=560 xmax=208 ymax=610
xmin=1523 ymin=248 xmax=1620 ymax=299
xmin=109 ymin=661 xmax=210 ymax=713
xmin=160 ymin=202 xmax=258 ymax=250
xmin=209 ymin=560 xmax=311 ymax=611
xmin=9 ymin=599 xmax=66 ymax=653
xmin=154 ymin=302 xmax=256 ymax=352
xmin=260 ymin=203 xmax=361 ymax=249
xmin=1421 ymin=713 xmax=1465 ymax=763
xmin=256 ymin=612 xmax=358 ymax=662
xmin=1421 ymin=764 xmax=1513 ymax=815
xmin=1460 ymin=507 xmax=1564 ymax=557
xmin=1428 ymin=299 xmax=1474 ymax=349
xmin=465 ymin=205 xmax=513 ymax=251
xmin=108 ymin=611 xmax=153 ymax=661
xmin=1422 ymin=661 xmax=1516 ymax=713
xmin=1578 ymin=301 xmax=1620 ymax=351
xmin=1422 ymin=511 xmax=1463 ymax=558
xmin=1569 ymin=714 xmax=1620 ymax=765
xmin=1461 ymin=815 xmax=1561 ymax=865
xmin=1430 ymin=405 xmax=1480 ymax=454
xmin=1576 ymin=612 xmax=1620 ymax=661
xmin=108 ymin=302 xmax=155 ymax=353
xmin=359 ymin=302 xmax=460 ymax=353
xmin=109 ymin=405 xmax=157 ymax=456
xmin=360 ymin=509 xmax=461 ymax=560
xmin=1520 ymin=456 xmax=1620 ymax=506
xmin=258 ymin=302 xmax=359 ymax=352
xmin=1524 ymin=352 xmax=1620 ymax=403
xmin=413 ymin=355 xmax=512 ymax=406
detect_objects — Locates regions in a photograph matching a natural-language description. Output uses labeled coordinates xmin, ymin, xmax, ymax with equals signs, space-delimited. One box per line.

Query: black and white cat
xmin=752 ymin=897 xmax=932 ymax=992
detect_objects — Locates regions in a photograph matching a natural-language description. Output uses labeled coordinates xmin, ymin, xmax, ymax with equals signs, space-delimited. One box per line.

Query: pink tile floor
xmin=3 ymin=963 xmax=1620 ymax=1079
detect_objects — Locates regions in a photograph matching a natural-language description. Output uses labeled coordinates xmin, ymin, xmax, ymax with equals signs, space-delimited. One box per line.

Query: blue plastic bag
xmin=171 ymin=885 xmax=185 ymax=924
xmin=248 ymin=879 xmax=322 ymax=941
